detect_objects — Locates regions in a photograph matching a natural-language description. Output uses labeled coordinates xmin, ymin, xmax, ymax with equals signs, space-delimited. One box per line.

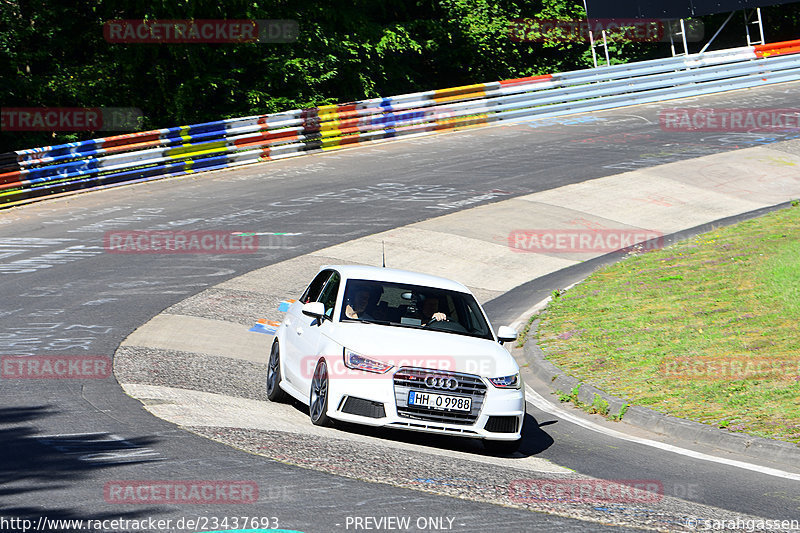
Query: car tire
xmin=266 ymin=341 xmax=287 ymax=402
xmin=310 ymin=358 xmax=333 ymax=427
xmin=483 ymin=438 xmax=521 ymax=455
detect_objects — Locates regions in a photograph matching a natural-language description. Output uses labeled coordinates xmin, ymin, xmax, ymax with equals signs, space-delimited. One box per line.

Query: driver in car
xmin=420 ymin=296 xmax=447 ymax=325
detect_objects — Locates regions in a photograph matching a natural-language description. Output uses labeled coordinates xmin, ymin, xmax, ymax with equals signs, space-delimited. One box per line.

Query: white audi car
xmin=267 ymin=265 xmax=525 ymax=452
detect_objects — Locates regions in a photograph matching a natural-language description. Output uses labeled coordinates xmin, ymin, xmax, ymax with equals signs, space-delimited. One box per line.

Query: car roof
xmin=320 ymin=265 xmax=471 ymax=293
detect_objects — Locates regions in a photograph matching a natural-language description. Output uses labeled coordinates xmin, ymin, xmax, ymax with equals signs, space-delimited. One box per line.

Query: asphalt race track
xmin=1 ymin=82 xmax=800 ymax=533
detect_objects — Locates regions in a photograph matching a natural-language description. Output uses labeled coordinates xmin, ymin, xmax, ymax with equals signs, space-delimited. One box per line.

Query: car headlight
xmin=343 ymin=349 xmax=393 ymax=374
xmin=488 ymin=373 xmax=521 ymax=389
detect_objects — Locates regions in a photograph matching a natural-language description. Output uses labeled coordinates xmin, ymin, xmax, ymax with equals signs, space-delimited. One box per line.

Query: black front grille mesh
xmin=484 ymin=415 xmax=519 ymax=433
xmin=340 ymin=396 xmax=386 ymax=418
xmin=393 ymin=368 xmax=486 ymax=396
xmin=393 ymin=367 xmax=486 ymax=425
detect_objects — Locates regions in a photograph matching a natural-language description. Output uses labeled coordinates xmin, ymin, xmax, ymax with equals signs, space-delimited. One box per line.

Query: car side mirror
xmin=497 ymin=326 xmax=518 ymax=345
xmin=302 ymin=301 xmax=326 ymax=322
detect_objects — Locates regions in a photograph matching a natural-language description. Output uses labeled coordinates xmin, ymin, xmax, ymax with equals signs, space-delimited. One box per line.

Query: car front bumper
xmin=326 ymin=366 xmax=525 ymax=441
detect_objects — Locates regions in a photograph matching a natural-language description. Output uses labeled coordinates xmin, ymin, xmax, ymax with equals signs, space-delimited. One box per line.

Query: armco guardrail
xmin=2 ymin=39 xmax=800 ymax=208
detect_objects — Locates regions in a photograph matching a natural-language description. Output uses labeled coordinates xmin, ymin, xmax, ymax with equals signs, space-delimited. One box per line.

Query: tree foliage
xmin=2 ymin=0 xmax=799 ymax=151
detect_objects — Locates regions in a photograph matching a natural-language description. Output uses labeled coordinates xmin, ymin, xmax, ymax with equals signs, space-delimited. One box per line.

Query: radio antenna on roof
xmin=382 ymin=240 xmax=386 ymax=268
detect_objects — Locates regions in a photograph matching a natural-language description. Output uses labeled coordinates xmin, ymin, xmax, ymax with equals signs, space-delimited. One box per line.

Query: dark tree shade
xmin=2 ymin=0 xmax=799 ymax=151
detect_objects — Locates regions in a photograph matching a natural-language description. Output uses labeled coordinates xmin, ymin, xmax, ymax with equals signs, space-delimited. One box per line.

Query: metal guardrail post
xmin=669 ymin=19 xmax=690 ymax=57
xmin=745 ymin=8 xmax=765 ymax=47
xmin=588 ymin=28 xmax=598 ymax=68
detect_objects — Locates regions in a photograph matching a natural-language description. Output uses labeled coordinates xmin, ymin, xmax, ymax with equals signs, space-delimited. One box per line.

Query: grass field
xmin=536 ymin=204 xmax=800 ymax=444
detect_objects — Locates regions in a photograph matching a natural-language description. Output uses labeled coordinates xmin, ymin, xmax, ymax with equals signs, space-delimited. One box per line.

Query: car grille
xmin=393 ymin=367 xmax=486 ymax=425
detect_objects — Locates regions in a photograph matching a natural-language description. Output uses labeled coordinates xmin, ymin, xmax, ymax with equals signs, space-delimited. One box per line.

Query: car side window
xmin=317 ymin=271 xmax=341 ymax=319
xmin=463 ymin=299 xmax=490 ymax=336
xmin=300 ymin=270 xmax=332 ymax=303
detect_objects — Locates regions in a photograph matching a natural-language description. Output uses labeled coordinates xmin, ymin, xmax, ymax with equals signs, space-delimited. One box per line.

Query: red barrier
xmin=754 ymin=38 xmax=800 ymax=58
xmin=499 ymin=74 xmax=553 ymax=87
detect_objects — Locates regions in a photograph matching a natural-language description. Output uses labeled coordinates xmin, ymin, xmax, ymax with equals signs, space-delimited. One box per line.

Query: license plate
xmin=408 ymin=390 xmax=471 ymax=412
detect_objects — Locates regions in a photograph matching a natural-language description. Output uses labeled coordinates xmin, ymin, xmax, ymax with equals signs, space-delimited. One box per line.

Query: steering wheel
xmin=424 ymin=319 xmax=468 ymax=333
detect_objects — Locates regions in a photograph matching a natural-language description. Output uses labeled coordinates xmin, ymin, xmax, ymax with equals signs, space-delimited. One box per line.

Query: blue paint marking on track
xmin=249 ymin=323 xmax=277 ymax=335
xmin=249 ymin=300 xmax=292 ymax=334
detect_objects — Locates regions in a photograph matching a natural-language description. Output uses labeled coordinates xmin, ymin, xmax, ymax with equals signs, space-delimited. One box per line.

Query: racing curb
xmin=522 ymin=307 xmax=800 ymax=469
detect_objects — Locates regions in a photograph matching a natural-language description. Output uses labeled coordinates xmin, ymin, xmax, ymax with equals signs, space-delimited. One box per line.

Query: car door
xmin=285 ymin=270 xmax=341 ymax=395
xmin=283 ymin=269 xmax=332 ymax=387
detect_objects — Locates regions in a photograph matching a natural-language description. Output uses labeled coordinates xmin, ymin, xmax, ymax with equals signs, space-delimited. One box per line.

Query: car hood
xmin=324 ymin=322 xmax=519 ymax=377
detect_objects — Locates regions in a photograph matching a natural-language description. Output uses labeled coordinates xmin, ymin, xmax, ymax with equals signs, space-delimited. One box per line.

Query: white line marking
xmin=524 ymin=388 xmax=800 ymax=481
xmin=509 ymin=282 xmax=579 ymax=331
xmin=509 ymin=297 xmax=550 ymax=332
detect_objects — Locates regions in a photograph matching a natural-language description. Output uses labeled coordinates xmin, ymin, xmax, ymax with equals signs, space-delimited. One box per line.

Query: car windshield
xmin=339 ymin=279 xmax=494 ymax=340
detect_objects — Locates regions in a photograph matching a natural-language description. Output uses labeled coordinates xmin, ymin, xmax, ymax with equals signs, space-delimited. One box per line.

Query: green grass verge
xmin=536 ymin=204 xmax=800 ymax=444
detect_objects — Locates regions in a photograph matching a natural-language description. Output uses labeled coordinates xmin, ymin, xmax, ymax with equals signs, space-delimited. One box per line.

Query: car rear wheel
xmin=310 ymin=359 xmax=332 ymax=426
xmin=266 ymin=342 xmax=286 ymax=402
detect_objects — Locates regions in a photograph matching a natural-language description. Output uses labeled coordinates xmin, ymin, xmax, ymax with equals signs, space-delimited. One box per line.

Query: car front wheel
xmin=266 ymin=341 xmax=286 ymax=402
xmin=310 ymin=359 xmax=332 ymax=426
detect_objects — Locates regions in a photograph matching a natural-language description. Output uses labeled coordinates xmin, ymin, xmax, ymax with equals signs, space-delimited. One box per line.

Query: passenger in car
xmin=344 ymin=287 xmax=375 ymax=320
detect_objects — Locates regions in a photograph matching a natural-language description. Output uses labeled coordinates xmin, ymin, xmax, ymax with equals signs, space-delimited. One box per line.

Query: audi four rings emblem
xmin=424 ymin=375 xmax=458 ymax=390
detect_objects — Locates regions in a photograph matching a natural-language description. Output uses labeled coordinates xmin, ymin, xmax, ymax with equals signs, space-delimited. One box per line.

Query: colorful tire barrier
xmin=2 ymin=40 xmax=800 ymax=208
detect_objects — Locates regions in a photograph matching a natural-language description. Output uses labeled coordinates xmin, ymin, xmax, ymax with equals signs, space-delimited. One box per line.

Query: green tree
xmin=2 ymin=0 xmax=799 ymax=152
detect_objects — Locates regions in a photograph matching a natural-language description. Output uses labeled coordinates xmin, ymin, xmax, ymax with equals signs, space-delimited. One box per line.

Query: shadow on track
xmin=0 ymin=405 xmax=164 ymax=525
xmin=282 ymin=397 xmax=555 ymax=458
